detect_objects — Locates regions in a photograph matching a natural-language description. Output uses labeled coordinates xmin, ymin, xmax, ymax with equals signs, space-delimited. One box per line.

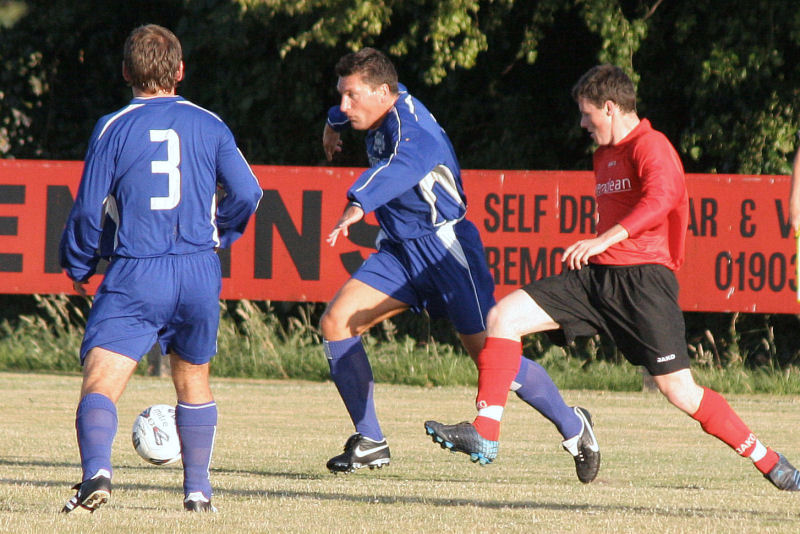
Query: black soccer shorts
xmin=522 ymin=263 xmax=690 ymax=376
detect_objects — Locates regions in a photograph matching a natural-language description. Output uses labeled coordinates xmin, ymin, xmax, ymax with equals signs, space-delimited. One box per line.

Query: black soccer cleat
xmin=765 ymin=453 xmax=800 ymax=491
xmin=326 ymin=433 xmax=391 ymax=473
xmin=561 ymin=406 xmax=601 ymax=483
xmin=61 ymin=470 xmax=112 ymax=514
xmin=184 ymin=492 xmax=218 ymax=512
xmin=424 ymin=420 xmax=498 ymax=465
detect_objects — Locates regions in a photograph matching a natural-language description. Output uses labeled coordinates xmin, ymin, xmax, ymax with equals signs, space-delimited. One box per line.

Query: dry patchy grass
xmin=0 ymin=372 xmax=799 ymax=533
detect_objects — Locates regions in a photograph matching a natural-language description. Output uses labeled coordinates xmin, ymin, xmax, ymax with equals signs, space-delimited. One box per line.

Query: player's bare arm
xmin=72 ymin=280 xmax=89 ymax=298
xmin=789 ymin=147 xmax=800 ymax=234
xmin=323 ymin=123 xmax=343 ymax=161
xmin=327 ymin=202 xmax=364 ymax=247
xmin=562 ymin=223 xmax=629 ymax=270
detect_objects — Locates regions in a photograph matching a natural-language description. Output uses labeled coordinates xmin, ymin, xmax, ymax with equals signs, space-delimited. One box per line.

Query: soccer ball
xmin=131 ymin=404 xmax=181 ymax=465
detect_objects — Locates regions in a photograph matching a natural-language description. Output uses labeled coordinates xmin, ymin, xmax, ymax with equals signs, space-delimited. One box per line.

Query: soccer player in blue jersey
xmin=59 ymin=24 xmax=262 ymax=513
xmin=320 ymin=48 xmax=600 ymax=481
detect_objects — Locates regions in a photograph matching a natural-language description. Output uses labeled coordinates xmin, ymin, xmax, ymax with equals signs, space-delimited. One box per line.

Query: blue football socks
xmin=324 ymin=336 xmax=383 ymax=441
xmin=513 ymin=357 xmax=582 ymax=439
xmin=176 ymin=401 xmax=217 ymax=500
xmin=76 ymin=392 xmax=117 ymax=480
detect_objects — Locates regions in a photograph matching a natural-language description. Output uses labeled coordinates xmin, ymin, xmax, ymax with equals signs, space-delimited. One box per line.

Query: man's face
xmin=578 ymin=97 xmax=613 ymax=146
xmin=337 ymin=73 xmax=391 ymax=130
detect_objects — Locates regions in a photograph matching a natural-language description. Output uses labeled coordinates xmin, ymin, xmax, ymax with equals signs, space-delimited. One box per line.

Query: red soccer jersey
xmin=590 ymin=119 xmax=689 ymax=270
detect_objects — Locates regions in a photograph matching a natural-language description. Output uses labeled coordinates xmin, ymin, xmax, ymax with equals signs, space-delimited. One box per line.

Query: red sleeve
xmin=616 ymin=133 xmax=685 ymax=237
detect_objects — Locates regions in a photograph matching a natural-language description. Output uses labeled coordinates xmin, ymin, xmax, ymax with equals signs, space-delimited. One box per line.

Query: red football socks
xmin=472 ymin=337 xmax=522 ymax=441
xmin=691 ymin=386 xmax=778 ymax=474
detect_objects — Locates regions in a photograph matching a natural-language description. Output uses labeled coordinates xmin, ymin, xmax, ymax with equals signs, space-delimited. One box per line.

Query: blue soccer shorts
xmin=353 ymin=219 xmax=495 ymax=335
xmin=80 ymin=250 xmax=222 ymax=364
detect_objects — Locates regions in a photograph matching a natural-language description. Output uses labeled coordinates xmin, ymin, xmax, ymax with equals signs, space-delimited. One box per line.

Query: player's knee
xmin=319 ymin=310 xmax=336 ymax=338
xmin=485 ymin=304 xmax=523 ymax=338
xmin=320 ymin=307 xmax=353 ymax=339
xmin=656 ymin=375 xmax=702 ymax=414
xmin=484 ymin=306 xmax=504 ymax=334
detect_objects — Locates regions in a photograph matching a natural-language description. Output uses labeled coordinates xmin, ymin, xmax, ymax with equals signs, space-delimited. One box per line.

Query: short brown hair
xmin=571 ymin=64 xmax=637 ymax=113
xmin=335 ymin=48 xmax=398 ymax=94
xmin=123 ymin=24 xmax=182 ymax=93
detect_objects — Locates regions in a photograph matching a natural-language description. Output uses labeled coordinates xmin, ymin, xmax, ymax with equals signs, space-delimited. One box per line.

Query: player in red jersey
xmin=425 ymin=64 xmax=800 ymax=491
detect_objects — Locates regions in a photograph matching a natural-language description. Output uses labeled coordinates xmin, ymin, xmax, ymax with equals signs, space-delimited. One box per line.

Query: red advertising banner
xmin=0 ymin=160 xmax=795 ymax=313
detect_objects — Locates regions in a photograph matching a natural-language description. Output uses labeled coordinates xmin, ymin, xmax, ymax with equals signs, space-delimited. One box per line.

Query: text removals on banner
xmin=0 ymin=160 xmax=795 ymax=313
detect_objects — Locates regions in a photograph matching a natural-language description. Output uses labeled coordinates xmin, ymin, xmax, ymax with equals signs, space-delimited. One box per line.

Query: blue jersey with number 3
xmin=60 ymin=96 xmax=262 ymax=282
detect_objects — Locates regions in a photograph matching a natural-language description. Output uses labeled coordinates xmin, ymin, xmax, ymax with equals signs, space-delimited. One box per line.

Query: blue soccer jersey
xmin=60 ymin=96 xmax=263 ymax=282
xmin=327 ymin=85 xmax=468 ymax=242
xmin=328 ymin=85 xmax=494 ymax=332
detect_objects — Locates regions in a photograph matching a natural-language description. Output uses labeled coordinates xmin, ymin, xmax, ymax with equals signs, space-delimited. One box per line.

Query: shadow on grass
xmin=7 ymin=477 xmax=790 ymax=522
xmin=3 ymin=458 xmax=796 ymax=522
xmin=219 ymin=486 xmax=799 ymax=521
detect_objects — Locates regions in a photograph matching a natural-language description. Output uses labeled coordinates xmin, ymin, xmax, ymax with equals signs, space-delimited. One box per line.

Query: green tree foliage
xmin=637 ymin=0 xmax=800 ymax=173
xmin=0 ymin=0 xmax=183 ymax=158
xmin=2 ymin=0 xmax=800 ymax=171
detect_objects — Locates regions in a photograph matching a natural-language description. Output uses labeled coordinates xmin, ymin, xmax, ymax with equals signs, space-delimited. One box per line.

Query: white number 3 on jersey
xmin=149 ymin=129 xmax=181 ymax=210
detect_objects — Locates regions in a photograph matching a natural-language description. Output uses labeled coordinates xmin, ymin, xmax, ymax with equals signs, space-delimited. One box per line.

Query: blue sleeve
xmin=347 ymin=127 xmax=438 ymax=214
xmin=327 ymin=106 xmax=350 ymax=132
xmin=58 ymin=125 xmax=113 ymax=282
xmin=214 ymin=129 xmax=263 ymax=249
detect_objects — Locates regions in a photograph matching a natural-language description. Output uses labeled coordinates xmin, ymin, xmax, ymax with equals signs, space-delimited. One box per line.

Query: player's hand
xmin=789 ymin=206 xmax=800 ymax=237
xmin=327 ymin=203 xmax=364 ymax=247
xmin=562 ymin=224 xmax=629 ymax=269
xmin=73 ymin=280 xmax=89 ymax=297
xmin=562 ymin=237 xmax=608 ymax=270
xmin=323 ymin=124 xmax=343 ymax=162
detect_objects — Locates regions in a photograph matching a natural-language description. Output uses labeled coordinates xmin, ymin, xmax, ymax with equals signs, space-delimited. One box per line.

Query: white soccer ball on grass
xmin=131 ymin=404 xmax=181 ymax=465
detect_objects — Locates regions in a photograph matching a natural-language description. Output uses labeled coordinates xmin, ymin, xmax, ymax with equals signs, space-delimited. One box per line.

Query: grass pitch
xmin=1 ymin=372 xmax=799 ymax=533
